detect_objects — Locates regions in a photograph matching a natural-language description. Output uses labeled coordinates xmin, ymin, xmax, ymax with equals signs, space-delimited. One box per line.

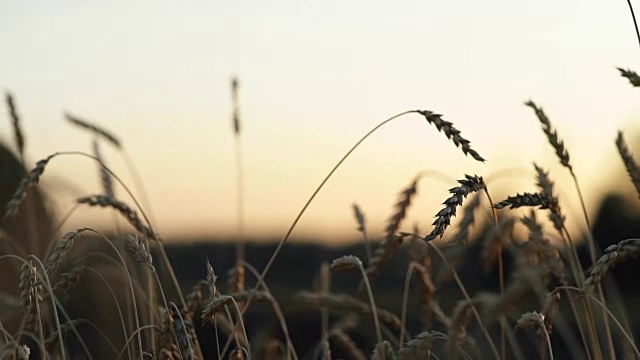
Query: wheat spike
xmin=616 ymin=131 xmax=640 ymax=200
xmin=44 ymin=319 xmax=88 ymax=352
xmin=45 ymin=228 xmax=87 ymax=275
xmin=533 ymin=163 xmax=565 ymax=233
xmin=65 ymin=112 xmax=121 ymax=148
xmin=583 ymin=238 xmax=640 ymax=293
xmin=424 ymin=175 xmax=485 ymax=241
xmin=525 ymin=100 xmax=572 ymax=170
xmin=294 ymin=291 xmax=402 ymax=331
xmin=5 ymin=92 xmax=25 ymax=161
xmin=124 ymin=234 xmax=154 ymax=269
xmin=418 ymin=110 xmax=485 ymax=162
xmin=93 ymin=139 xmax=115 ymax=198
xmin=494 ymin=192 xmax=555 ymax=210
xmin=398 ymin=331 xmax=447 ymax=360
xmin=618 ymin=67 xmax=640 ymax=87
xmin=4 ymin=155 xmax=54 ymax=220
xmin=77 ymin=195 xmax=156 ymax=240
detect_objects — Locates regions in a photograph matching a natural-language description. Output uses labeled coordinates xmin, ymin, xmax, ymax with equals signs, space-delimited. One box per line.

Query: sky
xmin=2 ymin=0 xmax=640 ymax=244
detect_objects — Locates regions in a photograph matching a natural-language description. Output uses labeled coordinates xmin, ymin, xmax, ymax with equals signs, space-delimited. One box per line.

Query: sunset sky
xmin=2 ymin=0 xmax=640 ymax=244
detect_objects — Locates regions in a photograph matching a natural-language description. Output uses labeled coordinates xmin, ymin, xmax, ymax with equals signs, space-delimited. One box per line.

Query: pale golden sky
xmin=2 ymin=0 xmax=640 ymax=243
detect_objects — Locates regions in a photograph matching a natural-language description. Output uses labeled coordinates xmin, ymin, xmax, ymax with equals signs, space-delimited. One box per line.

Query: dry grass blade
xmin=4 ymin=155 xmax=54 ymax=220
xmin=45 ymin=228 xmax=87 ymax=275
xmin=93 ymin=139 xmax=115 ymax=197
xmin=294 ymin=291 xmax=403 ymax=331
xmin=65 ymin=112 xmax=121 ymax=148
xmin=418 ymin=110 xmax=485 ymax=162
xmin=525 ymin=100 xmax=572 ymax=170
xmin=424 ymin=175 xmax=485 ymax=241
xmin=583 ymin=238 xmax=640 ymax=293
xmin=5 ymin=92 xmax=25 ymax=160
xmin=124 ymin=234 xmax=154 ymax=269
xmin=616 ymin=131 xmax=640 ymax=200
xmin=77 ymin=195 xmax=156 ymax=240
xmin=618 ymin=67 xmax=640 ymax=87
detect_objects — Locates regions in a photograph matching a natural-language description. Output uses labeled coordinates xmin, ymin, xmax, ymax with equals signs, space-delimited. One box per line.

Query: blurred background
xmin=2 ymin=0 xmax=640 ymax=244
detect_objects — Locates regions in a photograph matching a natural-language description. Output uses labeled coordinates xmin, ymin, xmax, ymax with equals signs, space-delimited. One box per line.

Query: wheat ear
xmin=424 ymin=175 xmax=486 ymax=241
xmin=618 ymin=67 xmax=640 ymax=87
xmin=418 ymin=110 xmax=485 ymax=162
xmin=583 ymin=238 xmax=640 ymax=293
xmin=65 ymin=112 xmax=121 ymax=148
xmin=93 ymin=139 xmax=115 ymax=197
xmin=4 ymin=155 xmax=54 ymax=220
xmin=5 ymin=92 xmax=25 ymax=162
xmin=44 ymin=228 xmax=87 ymax=275
xmin=331 ymin=255 xmax=382 ymax=343
xmin=77 ymin=195 xmax=156 ymax=240
xmin=616 ymin=131 xmax=640 ymax=199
